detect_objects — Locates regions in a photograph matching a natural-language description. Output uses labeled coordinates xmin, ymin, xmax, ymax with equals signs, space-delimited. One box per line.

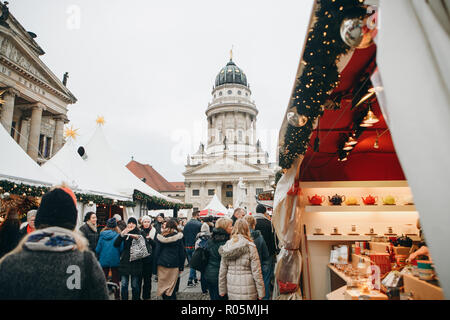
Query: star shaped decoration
xmin=0 ymin=89 xmax=7 ymax=104
xmin=64 ymin=125 xmax=79 ymax=139
xmin=96 ymin=116 xmax=105 ymax=125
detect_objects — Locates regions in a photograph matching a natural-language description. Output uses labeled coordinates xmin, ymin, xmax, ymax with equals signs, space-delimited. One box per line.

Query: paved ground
xmin=122 ymin=260 xmax=210 ymax=300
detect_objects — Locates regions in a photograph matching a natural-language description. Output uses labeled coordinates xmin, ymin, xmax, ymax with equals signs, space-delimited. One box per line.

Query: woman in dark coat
xmin=203 ymin=217 xmax=232 ymax=300
xmin=79 ymin=212 xmax=99 ymax=253
xmin=153 ymin=218 xmax=185 ymax=300
xmin=113 ymin=217 xmax=143 ymax=300
xmin=0 ymin=208 xmax=21 ymax=259
xmin=140 ymin=215 xmax=156 ymax=300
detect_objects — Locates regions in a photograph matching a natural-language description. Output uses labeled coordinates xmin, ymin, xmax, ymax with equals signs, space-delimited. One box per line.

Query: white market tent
xmin=41 ymin=138 xmax=131 ymax=202
xmin=0 ymin=124 xmax=55 ymax=187
xmin=82 ymin=125 xmax=182 ymax=216
xmin=200 ymin=194 xmax=227 ymax=217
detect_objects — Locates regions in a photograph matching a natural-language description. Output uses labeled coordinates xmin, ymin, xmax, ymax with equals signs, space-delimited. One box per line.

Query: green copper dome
xmin=215 ymin=59 xmax=248 ymax=87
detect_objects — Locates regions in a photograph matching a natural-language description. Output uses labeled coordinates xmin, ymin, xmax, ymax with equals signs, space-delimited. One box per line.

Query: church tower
xmin=183 ymin=54 xmax=275 ymax=212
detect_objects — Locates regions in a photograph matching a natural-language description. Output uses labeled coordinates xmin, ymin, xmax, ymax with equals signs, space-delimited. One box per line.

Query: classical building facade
xmin=0 ymin=2 xmax=77 ymax=164
xmin=183 ymin=56 xmax=276 ymax=213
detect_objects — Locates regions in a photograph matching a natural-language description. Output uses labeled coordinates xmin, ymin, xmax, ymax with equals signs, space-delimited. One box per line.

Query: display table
xmin=327 ymin=264 xmax=388 ymax=300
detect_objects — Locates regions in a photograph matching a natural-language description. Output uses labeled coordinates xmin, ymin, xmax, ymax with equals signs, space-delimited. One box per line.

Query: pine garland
xmin=133 ymin=190 xmax=193 ymax=210
xmin=279 ymin=0 xmax=366 ymax=170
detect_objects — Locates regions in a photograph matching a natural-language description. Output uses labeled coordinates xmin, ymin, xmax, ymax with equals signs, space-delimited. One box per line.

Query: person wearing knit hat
xmin=113 ymin=214 xmax=122 ymax=222
xmin=96 ymin=217 xmax=121 ymax=299
xmin=0 ymin=186 xmax=109 ymax=299
xmin=114 ymin=216 xmax=144 ymax=300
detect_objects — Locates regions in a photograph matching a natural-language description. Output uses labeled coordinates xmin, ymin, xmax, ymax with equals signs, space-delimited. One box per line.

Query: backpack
xmin=189 ymin=238 xmax=209 ymax=272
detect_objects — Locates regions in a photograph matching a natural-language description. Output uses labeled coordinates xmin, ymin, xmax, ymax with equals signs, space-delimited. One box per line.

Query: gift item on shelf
xmin=328 ymin=194 xmax=345 ymax=205
xmin=385 ymin=226 xmax=396 ymax=236
xmin=403 ymin=195 xmax=414 ymax=205
xmin=345 ymin=196 xmax=359 ymax=205
xmin=365 ymin=227 xmax=377 ymax=236
xmin=308 ymin=194 xmax=325 ymax=205
xmin=382 ymin=195 xmax=397 ymax=205
xmin=369 ymin=253 xmax=391 ymax=275
xmin=362 ymin=195 xmax=378 ymax=205
xmin=348 ymin=224 xmax=359 ymax=235
xmin=313 ymin=227 xmax=324 ymax=235
xmin=331 ymin=226 xmax=341 ymax=235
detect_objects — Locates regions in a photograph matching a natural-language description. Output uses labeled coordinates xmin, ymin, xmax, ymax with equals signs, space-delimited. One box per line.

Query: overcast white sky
xmin=11 ymin=0 xmax=313 ymax=181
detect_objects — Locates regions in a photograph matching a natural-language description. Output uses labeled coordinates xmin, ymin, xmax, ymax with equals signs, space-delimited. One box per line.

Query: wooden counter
xmin=403 ymin=273 xmax=444 ymax=300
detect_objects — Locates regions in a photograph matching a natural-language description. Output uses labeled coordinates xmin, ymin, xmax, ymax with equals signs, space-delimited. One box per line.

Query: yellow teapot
xmin=382 ymin=195 xmax=397 ymax=205
xmin=345 ymin=196 xmax=358 ymax=205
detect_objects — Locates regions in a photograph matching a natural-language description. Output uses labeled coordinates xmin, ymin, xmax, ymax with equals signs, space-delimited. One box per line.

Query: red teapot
xmin=362 ymin=195 xmax=378 ymax=205
xmin=308 ymin=194 xmax=325 ymax=205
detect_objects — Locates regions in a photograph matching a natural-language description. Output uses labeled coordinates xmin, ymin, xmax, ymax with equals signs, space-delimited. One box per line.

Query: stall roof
xmin=203 ymin=194 xmax=228 ymax=214
xmin=82 ymin=125 xmax=181 ymax=204
xmin=299 ymin=45 xmax=406 ymax=181
xmin=0 ymin=124 xmax=55 ymax=186
xmin=42 ymin=138 xmax=130 ymax=201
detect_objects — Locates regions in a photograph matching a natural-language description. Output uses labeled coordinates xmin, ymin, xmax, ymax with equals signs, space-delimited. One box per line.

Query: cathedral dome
xmin=215 ymin=59 xmax=248 ymax=87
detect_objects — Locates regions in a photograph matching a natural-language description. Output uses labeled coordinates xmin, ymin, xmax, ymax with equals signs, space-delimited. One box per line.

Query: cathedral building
xmin=183 ymin=55 xmax=276 ymax=213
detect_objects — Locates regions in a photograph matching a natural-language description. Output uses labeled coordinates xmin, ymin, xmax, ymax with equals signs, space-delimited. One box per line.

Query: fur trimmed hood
xmin=156 ymin=232 xmax=183 ymax=244
xmin=219 ymin=234 xmax=253 ymax=260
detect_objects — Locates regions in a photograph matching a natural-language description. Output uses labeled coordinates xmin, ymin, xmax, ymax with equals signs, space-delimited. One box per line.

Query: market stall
xmin=0 ymin=124 xmax=55 ymax=221
xmin=200 ymin=194 xmax=227 ymax=217
xmin=273 ymin=0 xmax=448 ymax=300
xmin=41 ymin=133 xmax=134 ymax=228
xmin=80 ymin=121 xmax=191 ymax=221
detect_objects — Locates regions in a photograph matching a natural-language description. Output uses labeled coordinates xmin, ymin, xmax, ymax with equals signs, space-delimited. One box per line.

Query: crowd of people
xmin=0 ymin=185 xmax=278 ymax=300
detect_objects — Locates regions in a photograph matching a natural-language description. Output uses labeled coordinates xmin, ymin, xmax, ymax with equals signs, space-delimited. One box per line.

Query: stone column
xmin=252 ymin=116 xmax=257 ymax=145
xmin=0 ymin=88 xmax=18 ymax=135
xmin=200 ymin=182 xmax=206 ymax=209
xmin=27 ymin=103 xmax=44 ymax=161
xmin=232 ymin=181 xmax=238 ymax=208
xmin=53 ymin=114 xmax=67 ymax=155
xmin=18 ymin=117 xmax=30 ymax=151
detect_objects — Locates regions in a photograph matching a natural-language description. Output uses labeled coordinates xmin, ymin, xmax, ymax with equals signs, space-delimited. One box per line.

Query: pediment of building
xmin=0 ymin=25 xmax=76 ymax=103
xmin=184 ymin=156 xmax=270 ymax=176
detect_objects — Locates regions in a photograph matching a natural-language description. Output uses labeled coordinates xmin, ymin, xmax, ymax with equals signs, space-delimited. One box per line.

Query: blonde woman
xmin=218 ymin=218 xmax=265 ymax=300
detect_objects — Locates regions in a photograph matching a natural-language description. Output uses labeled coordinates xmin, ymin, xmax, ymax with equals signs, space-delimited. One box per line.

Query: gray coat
xmin=218 ymin=235 xmax=265 ymax=300
xmin=0 ymin=226 xmax=109 ymax=300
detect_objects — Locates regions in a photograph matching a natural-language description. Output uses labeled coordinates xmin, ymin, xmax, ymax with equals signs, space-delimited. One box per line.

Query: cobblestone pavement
xmin=125 ymin=261 xmax=211 ymax=300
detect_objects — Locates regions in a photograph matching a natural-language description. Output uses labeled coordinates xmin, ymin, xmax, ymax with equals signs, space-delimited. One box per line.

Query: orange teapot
xmin=362 ymin=195 xmax=378 ymax=205
xmin=308 ymin=194 xmax=325 ymax=205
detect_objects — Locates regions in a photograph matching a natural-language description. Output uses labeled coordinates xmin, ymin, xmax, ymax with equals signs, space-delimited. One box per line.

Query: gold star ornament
xmin=96 ymin=116 xmax=105 ymax=125
xmin=64 ymin=126 xmax=79 ymax=139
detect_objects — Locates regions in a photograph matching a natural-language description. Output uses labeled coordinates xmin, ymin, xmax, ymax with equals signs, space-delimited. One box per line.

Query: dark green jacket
xmin=203 ymin=228 xmax=230 ymax=283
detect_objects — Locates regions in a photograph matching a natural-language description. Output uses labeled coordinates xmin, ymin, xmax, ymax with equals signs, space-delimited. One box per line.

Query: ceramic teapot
xmin=308 ymin=194 xmax=325 ymax=205
xmin=382 ymin=195 xmax=396 ymax=205
xmin=328 ymin=194 xmax=346 ymax=205
xmin=345 ymin=196 xmax=358 ymax=205
xmin=403 ymin=195 xmax=414 ymax=205
xmin=362 ymin=195 xmax=378 ymax=205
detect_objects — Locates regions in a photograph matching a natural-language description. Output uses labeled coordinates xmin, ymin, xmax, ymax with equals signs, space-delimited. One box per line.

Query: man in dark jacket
xmin=182 ymin=210 xmax=202 ymax=287
xmin=0 ymin=187 xmax=109 ymax=300
xmin=253 ymin=204 xmax=278 ymax=299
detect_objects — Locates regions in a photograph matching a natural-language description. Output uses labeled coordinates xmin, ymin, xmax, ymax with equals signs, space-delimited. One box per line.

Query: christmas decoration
xmin=96 ymin=116 xmax=105 ymax=125
xmin=279 ymin=0 xmax=367 ymax=170
xmin=64 ymin=126 xmax=79 ymax=139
